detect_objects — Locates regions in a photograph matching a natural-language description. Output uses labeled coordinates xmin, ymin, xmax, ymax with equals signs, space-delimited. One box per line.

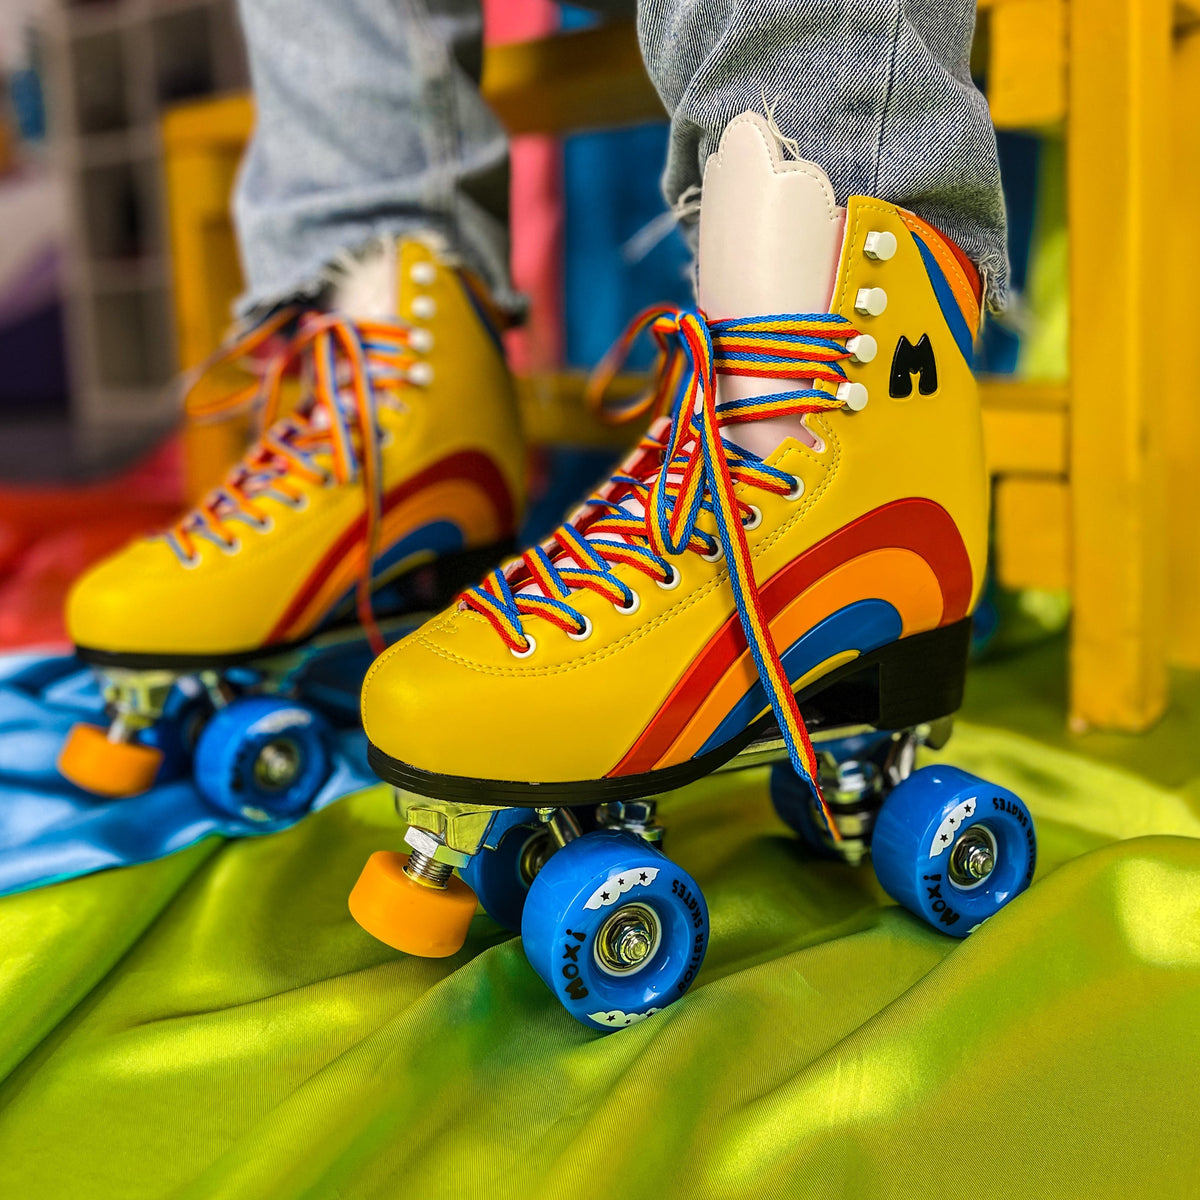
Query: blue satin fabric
xmin=0 ymin=650 xmax=376 ymax=897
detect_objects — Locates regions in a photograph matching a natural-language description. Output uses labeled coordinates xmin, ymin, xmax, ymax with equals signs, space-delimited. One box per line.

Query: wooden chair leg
xmin=1166 ymin=20 xmax=1200 ymax=666
xmin=1067 ymin=0 xmax=1172 ymax=730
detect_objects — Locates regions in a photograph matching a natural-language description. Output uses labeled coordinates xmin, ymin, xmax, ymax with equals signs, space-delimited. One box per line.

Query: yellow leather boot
xmin=59 ymin=235 xmax=525 ymax=801
xmin=351 ymin=114 xmax=1035 ymax=1031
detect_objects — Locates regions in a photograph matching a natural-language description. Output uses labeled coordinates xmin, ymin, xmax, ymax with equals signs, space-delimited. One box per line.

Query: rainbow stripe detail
xmin=267 ymin=451 xmax=513 ymax=645
xmin=465 ymin=305 xmax=867 ymax=841
xmin=611 ymin=498 xmax=972 ymax=774
xmin=171 ymin=309 xmax=449 ymax=652
xmin=901 ymin=212 xmax=981 ymax=368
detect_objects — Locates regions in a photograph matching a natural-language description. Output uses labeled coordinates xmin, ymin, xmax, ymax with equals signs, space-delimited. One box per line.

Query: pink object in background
xmin=483 ymin=0 xmax=563 ymax=374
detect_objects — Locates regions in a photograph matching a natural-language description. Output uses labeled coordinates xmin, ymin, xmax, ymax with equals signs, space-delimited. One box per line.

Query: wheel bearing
xmin=593 ymin=902 xmax=661 ymax=976
xmin=947 ymin=824 xmax=998 ymax=891
xmin=253 ymin=738 xmax=302 ymax=790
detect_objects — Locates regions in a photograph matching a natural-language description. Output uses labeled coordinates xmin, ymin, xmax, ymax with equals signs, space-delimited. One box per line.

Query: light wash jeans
xmin=233 ymin=0 xmax=1008 ymax=317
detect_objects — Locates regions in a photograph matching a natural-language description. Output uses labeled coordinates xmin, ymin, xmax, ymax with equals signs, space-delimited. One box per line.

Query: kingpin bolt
xmin=597 ymin=800 xmax=664 ymax=845
xmin=403 ymin=826 xmax=455 ymax=889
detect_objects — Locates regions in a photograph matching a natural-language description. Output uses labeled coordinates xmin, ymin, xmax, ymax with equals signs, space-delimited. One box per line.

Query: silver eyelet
xmin=784 ymin=476 xmax=804 ymax=501
xmin=281 ymin=492 xmax=309 ymax=512
xmin=656 ymin=564 xmax=682 ymax=591
xmin=742 ymin=505 xmax=763 ymax=531
xmin=510 ymin=634 xmax=537 ymax=659
xmin=219 ymin=538 xmax=242 ymax=555
xmin=700 ymin=542 xmax=724 ymax=563
xmin=568 ymin=615 xmax=593 ymax=642
xmin=614 ymin=591 xmax=641 ymax=616
xmin=180 ymin=552 xmax=202 ymax=570
xmin=249 ymin=516 xmax=275 ymax=534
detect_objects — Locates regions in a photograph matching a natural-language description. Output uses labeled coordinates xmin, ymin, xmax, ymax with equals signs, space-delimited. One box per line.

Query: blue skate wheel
xmin=521 ymin=829 xmax=709 ymax=1032
xmin=769 ymin=761 xmax=841 ymax=858
xmin=193 ymin=696 xmax=334 ymax=822
xmin=460 ymin=810 xmax=552 ymax=933
xmin=136 ymin=678 xmax=212 ymax=783
xmin=871 ymin=765 xmax=1036 ymax=937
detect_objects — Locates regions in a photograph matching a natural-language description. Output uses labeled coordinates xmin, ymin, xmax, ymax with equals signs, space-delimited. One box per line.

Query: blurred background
xmin=2 ymin=0 xmax=1196 ymax=750
xmin=0 ymin=1 xmax=1056 ymax=476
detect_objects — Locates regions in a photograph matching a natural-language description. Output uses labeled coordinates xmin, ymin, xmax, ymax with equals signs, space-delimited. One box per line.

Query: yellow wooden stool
xmin=162 ymin=11 xmax=1200 ymax=733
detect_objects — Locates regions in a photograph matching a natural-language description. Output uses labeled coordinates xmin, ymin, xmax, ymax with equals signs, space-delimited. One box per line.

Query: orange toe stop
xmin=57 ymin=723 xmax=164 ymax=798
xmin=349 ymin=850 xmax=477 ymax=958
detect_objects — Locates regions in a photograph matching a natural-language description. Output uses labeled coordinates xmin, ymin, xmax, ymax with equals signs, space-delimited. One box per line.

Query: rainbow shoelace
xmin=465 ymin=304 xmax=863 ymax=838
xmin=169 ymin=307 xmax=427 ymax=651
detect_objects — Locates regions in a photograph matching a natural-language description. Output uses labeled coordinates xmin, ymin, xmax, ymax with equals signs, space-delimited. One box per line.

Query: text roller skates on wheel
xmin=58 ymin=237 xmax=525 ymax=819
xmin=350 ymin=113 xmax=1038 ymax=1032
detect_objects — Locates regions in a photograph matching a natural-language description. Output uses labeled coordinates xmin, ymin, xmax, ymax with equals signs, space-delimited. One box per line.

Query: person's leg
xmin=356 ymin=0 xmax=1021 ymax=997
xmin=636 ymin=0 xmax=1008 ymax=308
xmin=60 ymin=0 xmax=531 ymax=799
xmin=233 ymin=0 xmax=517 ymax=315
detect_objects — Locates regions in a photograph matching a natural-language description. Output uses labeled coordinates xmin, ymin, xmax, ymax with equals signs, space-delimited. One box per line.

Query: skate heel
xmin=804 ymin=618 xmax=972 ymax=732
xmin=872 ymin=619 xmax=972 ymax=729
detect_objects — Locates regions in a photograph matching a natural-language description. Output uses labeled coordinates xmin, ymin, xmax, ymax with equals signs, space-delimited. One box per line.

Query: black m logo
xmin=889 ymin=334 xmax=938 ymax=398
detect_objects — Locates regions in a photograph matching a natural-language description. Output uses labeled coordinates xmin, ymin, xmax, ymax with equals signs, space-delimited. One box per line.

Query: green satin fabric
xmin=2 ymin=714 xmax=1199 ymax=1199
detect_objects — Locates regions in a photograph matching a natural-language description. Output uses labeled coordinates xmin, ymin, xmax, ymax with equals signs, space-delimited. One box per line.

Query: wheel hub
xmin=518 ymin=830 xmax=555 ymax=885
xmin=948 ymin=824 xmax=997 ymax=889
xmin=594 ymin=903 xmax=661 ymax=975
xmin=253 ymin=738 xmax=301 ymax=790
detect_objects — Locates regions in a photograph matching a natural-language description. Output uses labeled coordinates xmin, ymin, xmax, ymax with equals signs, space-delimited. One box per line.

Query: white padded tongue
xmin=698 ymin=112 xmax=847 ymax=456
xmin=515 ymin=115 xmax=849 ymax=606
xmin=325 ymin=238 xmax=400 ymax=321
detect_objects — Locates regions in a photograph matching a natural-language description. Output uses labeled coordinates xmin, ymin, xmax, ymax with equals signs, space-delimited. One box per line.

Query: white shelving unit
xmin=42 ymin=0 xmax=247 ymax=456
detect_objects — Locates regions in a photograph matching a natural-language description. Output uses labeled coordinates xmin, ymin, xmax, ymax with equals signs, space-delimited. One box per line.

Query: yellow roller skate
xmin=353 ymin=115 xmax=1037 ymax=1029
xmin=59 ymin=236 xmax=526 ymax=814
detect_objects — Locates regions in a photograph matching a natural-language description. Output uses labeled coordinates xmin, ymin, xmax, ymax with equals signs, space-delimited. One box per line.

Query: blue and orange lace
xmin=169 ymin=308 xmax=426 ymax=652
xmin=466 ymin=304 xmax=862 ymax=838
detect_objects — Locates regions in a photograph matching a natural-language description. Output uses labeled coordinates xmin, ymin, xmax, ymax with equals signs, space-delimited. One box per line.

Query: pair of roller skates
xmin=347 ymin=114 xmax=1037 ymax=1029
xmin=64 ymin=113 xmax=1036 ymax=1034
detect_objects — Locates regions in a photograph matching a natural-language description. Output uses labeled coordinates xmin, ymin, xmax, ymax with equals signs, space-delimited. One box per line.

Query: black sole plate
xmin=367 ymin=617 xmax=973 ymax=807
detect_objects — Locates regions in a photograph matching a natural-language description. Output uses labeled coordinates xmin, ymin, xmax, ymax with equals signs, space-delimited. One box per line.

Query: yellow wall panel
xmin=986 ymin=0 xmax=1067 ymax=130
xmin=980 ymin=380 xmax=1069 ymax=476
xmin=995 ymin=478 xmax=1070 ymax=593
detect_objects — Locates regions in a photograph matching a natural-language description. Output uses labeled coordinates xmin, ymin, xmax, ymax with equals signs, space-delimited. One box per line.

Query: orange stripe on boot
xmin=652 ymin=547 xmax=945 ymax=769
